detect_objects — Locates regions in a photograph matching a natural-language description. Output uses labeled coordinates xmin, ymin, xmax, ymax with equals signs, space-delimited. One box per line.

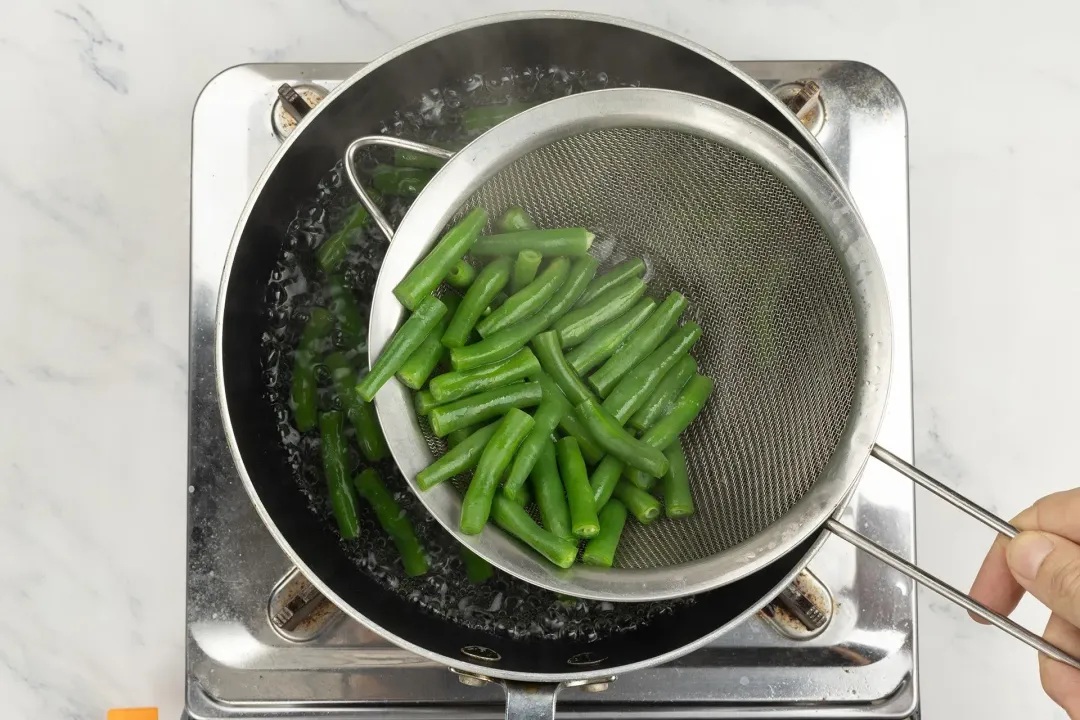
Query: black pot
xmin=216 ymin=12 xmax=834 ymax=718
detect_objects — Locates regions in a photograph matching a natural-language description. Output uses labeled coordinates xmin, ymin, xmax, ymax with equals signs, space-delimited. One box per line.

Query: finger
xmin=1039 ymin=613 xmax=1080 ymax=719
xmin=1013 ymin=489 xmax=1080 ymax=544
xmin=968 ymin=489 xmax=1080 ymax=625
xmin=1007 ymin=531 xmax=1080 ymax=628
xmin=969 ymin=534 xmax=1025 ymax=623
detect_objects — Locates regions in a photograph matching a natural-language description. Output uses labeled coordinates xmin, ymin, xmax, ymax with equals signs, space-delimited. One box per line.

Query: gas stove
xmin=187 ymin=61 xmax=915 ymax=719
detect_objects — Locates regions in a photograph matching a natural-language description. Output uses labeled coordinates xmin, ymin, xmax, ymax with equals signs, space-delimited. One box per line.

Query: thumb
xmin=1007 ymin=531 xmax=1080 ymax=628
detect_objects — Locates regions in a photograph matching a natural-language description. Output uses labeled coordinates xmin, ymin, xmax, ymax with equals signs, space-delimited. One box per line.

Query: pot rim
xmin=215 ymin=9 xmax=841 ymax=682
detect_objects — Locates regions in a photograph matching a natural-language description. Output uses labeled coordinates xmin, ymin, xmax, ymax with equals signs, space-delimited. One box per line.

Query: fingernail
xmin=1007 ymin=532 xmax=1055 ymax=582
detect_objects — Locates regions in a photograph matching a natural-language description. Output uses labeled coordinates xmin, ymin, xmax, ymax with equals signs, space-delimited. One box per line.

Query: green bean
xmin=357 ymin=295 xmax=448 ymax=401
xmin=565 ymin=297 xmax=657 ymax=376
xmin=427 ymin=381 xmax=543 ymax=437
xmin=574 ymin=257 xmax=647 ymax=308
xmin=588 ymin=291 xmax=689 ymax=397
xmin=511 ymin=483 xmax=532 ymax=507
xmin=662 ymin=441 xmax=694 ymax=518
xmin=486 ymin=291 xmax=508 ymax=314
xmin=316 ymin=197 xmax=380 ymax=273
xmin=319 ymin=411 xmax=360 ymax=538
xmin=531 ymin=331 xmax=594 ymax=405
xmin=558 ymin=413 xmax=604 ymax=465
xmin=603 ymin=322 xmax=702 ymax=424
xmin=629 ymin=355 xmax=697 ymax=432
xmin=371 ymin=164 xmax=433 ymax=197
xmin=462 ymin=102 xmax=536 ymax=133
xmin=429 ymin=348 xmax=540 ymax=404
xmin=324 ymin=352 xmax=388 ymax=462
xmin=416 ymin=423 xmax=499 ymax=490
xmin=502 ymin=375 xmax=567 ymax=501
xmin=613 ymin=479 xmax=662 ymax=524
xmin=556 ymin=437 xmax=599 ymax=539
xmin=327 ymin=276 xmax=367 ymax=352
xmin=471 ymin=228 xmax=594 ymax=257
xmin=582 ymin=499 xmax=628 ymax=567
xmin=623 ymin=465 xmax=659 ymax=491
xmin=510 ymin=249 xmax=543 ymax=293
xmin=623 ymin=470 xmax=672 ymax=504
xmin=393 ymin=207 xmax=487 ymax=311
xmin=529 ymin=440 xmax=573 ymax=540
xmin=460 ymin=546 xmax=494 ymax=583
xmin=639 ymin=375 xmax=715 ymax=450
xmin=574 ymin=399 xmax=669 ymax=478
xmin=442 ymin=257 xmax=512 ymax=348
xmin=531 ymin=373 xmax=604 ymax=465
xmin=414 ymin=389 xmax=439 ymax=416
xmin=552 ymin=278 xmax=647 ymax=348
xmin=497 ymin=205 xmax=536 ymax=233
xmin=475 ymin=258 xmax=570 ymax=338
xmin=394 ymin=147 xmax=447 ymax=170
xmin=445 ymin=260 xmax=477 ymax=289
xmin=589 ymin=456 xmax=625 ymax=511
xmin=490 ymin=494 xmax=578 ymax=568
xmin=396 ymin=295 xmax=460 ymax=390
xmin=450 ymin=256 xmax=598 ymax=371
xmin=354 ymin=468 xmax=429 ymax=576
xmin=290 ymin=307 xmax=334 ymax=432
xmin=622 ymin=365 xmax=709 ymax=491
xmin=446 ymin=425 xmax=474 ymax=448
xmin=460 ymin=409 xmax=535 ymax=534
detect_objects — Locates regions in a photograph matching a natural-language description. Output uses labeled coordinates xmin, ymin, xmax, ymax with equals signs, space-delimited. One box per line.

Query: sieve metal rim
xmin=360 ymin=88 xmax=893 ymax=602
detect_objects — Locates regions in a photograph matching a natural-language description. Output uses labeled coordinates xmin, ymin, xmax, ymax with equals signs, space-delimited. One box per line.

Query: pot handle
xmin=501 ymin=681 xmax=561 ymax=720
xmin=343 ymin=136 xmax=455 ymax=240
xmin=826 ymin=443 xmax=1080 ymax=671
xmin=454 ymin=673 xmax=614 ymax=720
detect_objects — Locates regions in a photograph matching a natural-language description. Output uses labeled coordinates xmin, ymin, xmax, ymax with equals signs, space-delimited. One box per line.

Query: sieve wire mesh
xmin=420 ymin=126 xmax=859 ymax=570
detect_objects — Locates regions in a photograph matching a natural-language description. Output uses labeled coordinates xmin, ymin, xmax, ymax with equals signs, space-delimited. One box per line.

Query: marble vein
xmin=55 ymin=4 xmax=128 ymax=94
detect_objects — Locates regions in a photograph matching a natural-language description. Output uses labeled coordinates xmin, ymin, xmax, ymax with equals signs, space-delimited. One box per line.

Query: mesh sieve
xmin=310 ymin=86 xmax=1080 ymax=665
xmin=437 ymin=127 xmax=860 ymax=567
xmin=357 ymin=88 xmax=893 ymax=602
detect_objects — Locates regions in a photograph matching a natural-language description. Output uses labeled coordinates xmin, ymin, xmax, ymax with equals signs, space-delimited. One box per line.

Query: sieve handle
xmin=871 ymin=444 xmax=1018 ymax=537
xmin=343 ymin=136 xmax=456 ymax=240
xmin=824 ymin=443 xmax=1080 ymax=672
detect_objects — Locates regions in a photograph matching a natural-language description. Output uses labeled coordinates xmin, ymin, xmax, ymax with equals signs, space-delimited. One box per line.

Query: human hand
xmin=969 ymin=488 xmax=1080 ymax=718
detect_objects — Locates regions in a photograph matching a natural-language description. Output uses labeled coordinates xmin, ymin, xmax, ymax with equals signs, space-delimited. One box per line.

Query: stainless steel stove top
xmin=187 ymin=60 xmax=914 ymax=719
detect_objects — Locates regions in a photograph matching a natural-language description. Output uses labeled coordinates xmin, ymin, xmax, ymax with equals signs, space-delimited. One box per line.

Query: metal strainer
xmin=348 ymin=88 xmax=1078 ymax=668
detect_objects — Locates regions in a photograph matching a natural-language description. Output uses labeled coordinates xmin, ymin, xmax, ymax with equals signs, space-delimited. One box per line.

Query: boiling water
xmin=261 ymin=66 xmax=691 ymax=642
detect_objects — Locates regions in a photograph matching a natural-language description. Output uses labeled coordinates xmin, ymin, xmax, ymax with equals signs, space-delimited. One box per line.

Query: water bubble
xmin=463 ymin=74 xmax=484 ymax=92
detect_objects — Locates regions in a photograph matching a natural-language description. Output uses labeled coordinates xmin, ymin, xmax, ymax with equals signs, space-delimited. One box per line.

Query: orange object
xmin=108 ymin=710 xmax=158 ymax=720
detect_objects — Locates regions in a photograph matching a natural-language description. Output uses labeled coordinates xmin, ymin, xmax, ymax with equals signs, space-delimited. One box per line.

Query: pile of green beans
xmin=294 ymin=117 xmax=716 ymax=579
xmin=356 ymin=202 xmax=716 ymax=571
xmin=288 ymin=201 xmax=442 ymax=577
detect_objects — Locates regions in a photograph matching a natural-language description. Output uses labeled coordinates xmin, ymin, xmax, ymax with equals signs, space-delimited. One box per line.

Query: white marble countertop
xmin=3 ymin=0 xmax=1079 ymax=718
